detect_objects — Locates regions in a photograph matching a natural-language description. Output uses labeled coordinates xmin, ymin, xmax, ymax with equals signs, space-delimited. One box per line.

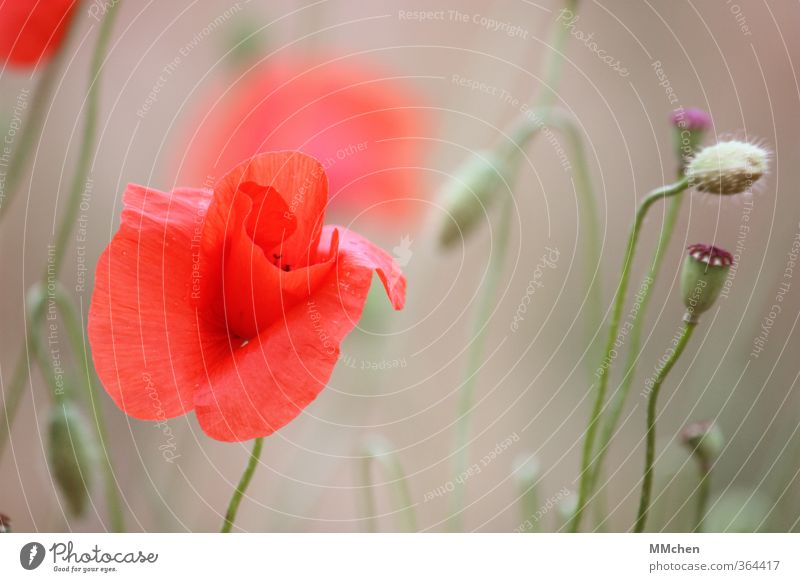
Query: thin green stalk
xmin=359 ymin=436 xmax=417 ymax=532
xmin=589 ymin=194 xmax=684 ymax=496
xmin=449 ymin=200 xmax=512 ymax=531
xmin=552 ymin=111 xmax=603 ymax=360
xmin=221 ymin=437 xmax=264 ymax=533
xmin=0 ymin=4 xmax=82 ymax=224
xmin=52 ymin=285 xmax=125 ymax=532
xmin=0 ymin=2 xmax=121 ymax=459
xmin=634 ymin=318 xmax=697 ymax=533
xmin=571 ymin=176 xmax=690 ymax=532
xmin=537 ymin=0 xmax=579 ymax=113
xmin=693 ymin=463 xmax=711 ymax=533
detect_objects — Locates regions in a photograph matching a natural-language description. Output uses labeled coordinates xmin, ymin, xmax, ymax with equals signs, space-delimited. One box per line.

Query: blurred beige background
xmin=1 ymin=0 xmax=799 ymax=532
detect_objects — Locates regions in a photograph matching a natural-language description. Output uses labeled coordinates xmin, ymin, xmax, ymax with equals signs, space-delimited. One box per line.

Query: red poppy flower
xmin=88 ymin=151 xmax=406 ymax=442
xmin=174 ymin=55 xmax=428 ymax=224
xmin=0 ymin=0 xmax=76 ymax=68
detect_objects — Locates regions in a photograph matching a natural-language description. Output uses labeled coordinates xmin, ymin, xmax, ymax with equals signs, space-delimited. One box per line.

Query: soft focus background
xmin=2 ymin=0 xmax=800 ymax=532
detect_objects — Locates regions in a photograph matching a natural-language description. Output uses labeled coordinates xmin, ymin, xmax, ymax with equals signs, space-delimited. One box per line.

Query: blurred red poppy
xmin=174 ymin=56 xmax=428 ymax=224
xmin=89 ymin=151 xmax=406 ymax=442
xmin=0 ymin=0 xmax=76 ymax=68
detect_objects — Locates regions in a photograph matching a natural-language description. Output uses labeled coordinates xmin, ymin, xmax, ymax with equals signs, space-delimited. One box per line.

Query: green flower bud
xmin=47 ymin=402 xmax=96 ymax=517
xmin=670 ymin=108 xmax=711 ymax=168
xmin=438 ymin=149 xmax=517 ymax=248
xmin=681 ymin=244 xmax=733 ymax=321
xmin=686 ymin=140 xmax=768 ymax=195
xmin=681 ymin=420 xmax=724 ymax=465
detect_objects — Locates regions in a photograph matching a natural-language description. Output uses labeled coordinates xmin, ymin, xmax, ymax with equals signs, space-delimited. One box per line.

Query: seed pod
xmin=47 ymin=402 xmax=95 ymax=517
xmin=438 ymin=149 xmax=517 ymax=249
xmin=681 ymin=244 xmax=733 ymax=321
xmin=686 ymin=140 xmax=768 ymax=195
xmin=681 ymin=420 xmax=724 ymax=464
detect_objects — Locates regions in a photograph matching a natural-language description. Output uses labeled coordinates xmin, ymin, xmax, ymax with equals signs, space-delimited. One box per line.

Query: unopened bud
xmin=681 ymin=420 xmax=724 ymax=465
xmin=670 ymin=108 xmax=711 ymax=167
xmin=0 ymin=513 xmax=10 ymax=533
xmin=681 ymin=244 xmax=733 ymax=320
xmin=438 ymin=150 xmax=516 ymax=248
xmin=47 ymin=402 xmax=96 ymax=517
xmin=687 ymin=140 xmax=768 ymax=195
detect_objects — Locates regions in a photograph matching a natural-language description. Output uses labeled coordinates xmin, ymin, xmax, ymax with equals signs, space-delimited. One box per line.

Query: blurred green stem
xmin=693 ymin=462 xmax=711 ymax=533
xmin=53 ymin=285 xmax=125 ymax=532
xmin=634 ymin=318 xmax=697 ymax=533
xmin=571 ymin=177 xmax=689 ymax=532
xmin=449 ymin=200 xmax=512 ymax=531
xmin=359 ymin=436 xmax=417 ymax=532
xmin=221 ymin=437 xmax=264 ymax=533
xmin=588 ymin=194 xmax=684 ymax=500
xmin=0 ymin=1 xmax=121 ymax=460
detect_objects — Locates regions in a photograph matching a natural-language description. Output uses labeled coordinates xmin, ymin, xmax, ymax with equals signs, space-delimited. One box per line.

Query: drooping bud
xmin=681 ymin=244 xmax=733 ymax=321
xmin=438 ymin=149 xmax=517 ymax=248
xmin=47 ymin=402 xmax=96 ymax=517
xmin=670 ymin=108 xmax=711 ymax=168
xmin=686 ymin=140 xmax=768 ymax=195
xmin=681 ymin=420 xmax=724 ymax=466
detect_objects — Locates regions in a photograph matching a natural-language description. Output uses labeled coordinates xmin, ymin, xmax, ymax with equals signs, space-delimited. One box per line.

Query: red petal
xmin=213 ymin=151 xmax=328 ymax=269
xmin=193 ymin=226 xmax=405 ymax=441
xmin=88 ymin=184 xmax=220 ymax=420
xmin=0 ymin=1 xmax=76 ymax=68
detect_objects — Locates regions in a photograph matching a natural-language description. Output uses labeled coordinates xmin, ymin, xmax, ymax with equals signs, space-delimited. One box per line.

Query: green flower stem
xmin=0 ymin=1 xmax=121 ymax=460
xmin=449 ymin=199 xmax=512 ymax=532
xmin=446 ymin=0 xmax=578 ymax=532
xmin=536 ymin=0 xmax=579 ymax=113
xmin=359 ymin=436 xmax=417 ymax=533
xmin=588 ymin=193 xmax=684 ymax=497
xmin=221 ymin=437 xmax=264 ymax=533
xmin=570 ymin=176 xmax=690 ymax=532
xmin=634 ymin=317 xmax=697 ymax=533
xmin=552 ymin=112 xmax=602 ymax=359
xmin=0 ymin=7 xmax=82 ymax=225
xmin=693 ymin=462 xmax=711 ymax=533
xmin=52 ymin=285 xmax=125 ymax=532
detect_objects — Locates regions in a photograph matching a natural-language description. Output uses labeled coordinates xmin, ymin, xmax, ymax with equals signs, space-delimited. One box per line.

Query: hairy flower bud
xmin=681 ymin=420 xmax=724 ymax=465
xmin=686 ymin=140 xmax=768 ymax=195
xmin=438 ymin=150 xmax=516 ymax=248
xmin=681 ymin=244 xmax=733 ymax=320
xmin=47 ymin=402 xmax=96 ymax=517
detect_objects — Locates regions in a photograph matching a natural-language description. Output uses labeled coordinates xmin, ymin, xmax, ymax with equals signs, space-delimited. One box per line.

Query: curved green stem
xmin=693 ymin=463 xmax=711 ymax=533
xmin=52 ymin=286 xmax=125 ymax=532
xmin=0 ymin=1 xmax=121 ymax=460
xmin=359 ymin=436 xmax=417 ymax=532
xmin=634 ymin=318 xmax=697 ymax=533
xmin=449 ymin=200 xmax=512 ymax=531
xmin=552 ymin=111 xmax=603 ymax=360
xmin=589 ymin=193 xmax=684 ymax=497
xmin=221 ymin=437 xmax=264 ymax=533
xmin=570 ymin=176 xmax=689 ymax=532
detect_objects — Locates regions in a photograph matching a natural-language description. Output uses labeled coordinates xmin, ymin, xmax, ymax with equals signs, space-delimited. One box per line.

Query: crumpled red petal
xmin=193 ymin=226 xmax=405 ymax=441
xmin=88 ymin=184 xmax=217 ymax=420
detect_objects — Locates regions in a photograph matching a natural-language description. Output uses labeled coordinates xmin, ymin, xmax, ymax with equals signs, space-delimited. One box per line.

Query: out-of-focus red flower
xmin=89 ymin=151 xmax=406 ymax=442
xmin=0 ymin=0 xmax=76 ymax=68
xmin=175 ymin=56 xmax=428 ymax=224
